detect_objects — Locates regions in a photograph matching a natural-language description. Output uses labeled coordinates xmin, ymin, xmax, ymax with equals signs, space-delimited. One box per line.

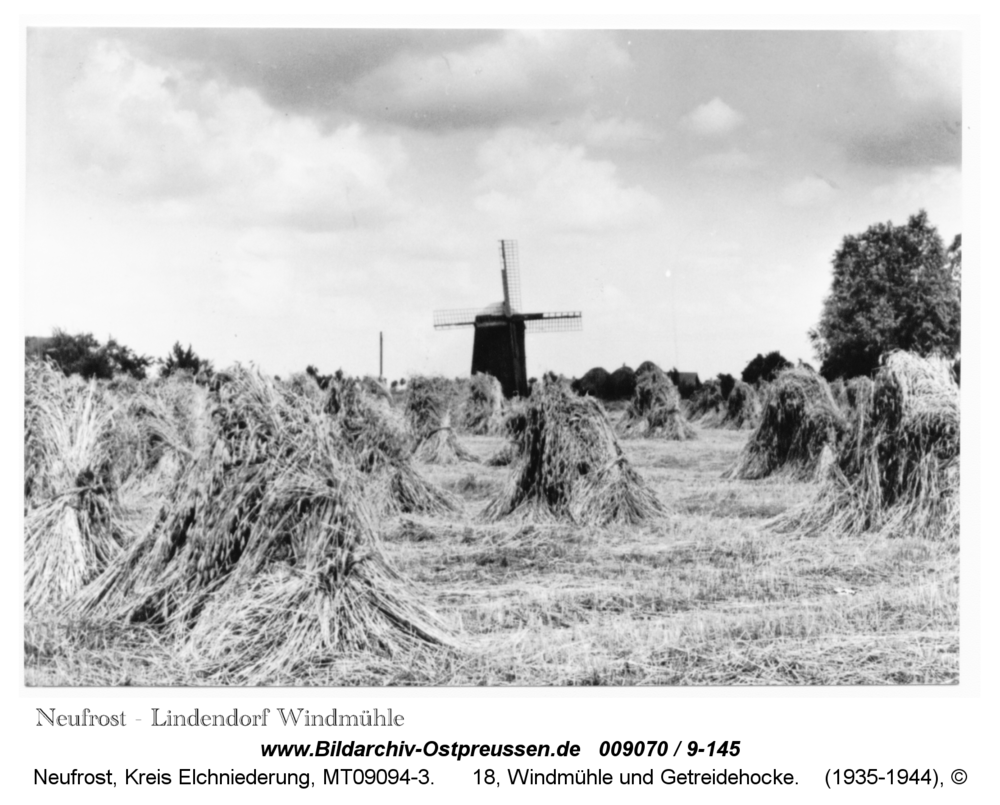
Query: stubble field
xmin=26 ymin=422 xmax=959 ymax=687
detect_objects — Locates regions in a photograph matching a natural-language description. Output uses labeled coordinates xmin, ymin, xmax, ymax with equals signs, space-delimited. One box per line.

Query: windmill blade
xmin=433 ymin=308 xmax=479 ymax=329
xmin=499 ymin=239 xmax=522 ymax=314
xmin=524 ymin=311 xmax=582 ymax=333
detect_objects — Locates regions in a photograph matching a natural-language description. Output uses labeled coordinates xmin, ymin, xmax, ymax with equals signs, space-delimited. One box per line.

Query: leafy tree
xmin=716 ymin=373 xmax=736 ymax=399
xmin=103 ymin=337 xmax=154 ymax=380
xmin=46 ymin=330 xmax=106 ymax=378
xmin=947 ymin=233 xmax=961 ymax=285
xmin=161 ymin=342 xmax=214 ymax=379
xmin=44 ymin=329 xmax=152 ymax=380
xmin=809 ymin=210 xmax=960 ymax=379
xmin=741 ymin=351 xmax=792 ymax=384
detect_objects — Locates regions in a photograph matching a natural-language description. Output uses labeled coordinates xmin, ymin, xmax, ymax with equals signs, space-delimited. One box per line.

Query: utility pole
xmin=379 ymin=331 xmax=383 ymax=381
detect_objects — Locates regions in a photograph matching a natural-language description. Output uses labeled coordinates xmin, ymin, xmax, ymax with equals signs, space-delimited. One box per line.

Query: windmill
xmin=434 ymin=240 xmax=582 ymax=398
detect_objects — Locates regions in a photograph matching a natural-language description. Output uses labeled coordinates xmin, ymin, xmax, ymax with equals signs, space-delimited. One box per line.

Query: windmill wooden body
xmin=434 ymin=240 xmax=582 ymax=398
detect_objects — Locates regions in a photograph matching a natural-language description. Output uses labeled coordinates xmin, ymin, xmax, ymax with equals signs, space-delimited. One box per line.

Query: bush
xmin=39 ymin=330 xmax=153 ymax=380
xmin=161 ymin=343 xmax=214 ymax=380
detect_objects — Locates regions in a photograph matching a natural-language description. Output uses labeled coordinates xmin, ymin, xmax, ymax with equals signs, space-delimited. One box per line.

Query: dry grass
xmin=24 ymin=362 xmax=139 ymax=614
xmin=413 ymin=412 xmax=479 ymax=466
xmin=332 ymin=378 xmax=458 ymax=517
xmin=774 ymin=352 xmax=959 ymax=540
xmin=406 ymin=377 xmax=477 ymax=466
xmin=66 ymin=368 xmax=450 ymax=681
xmin=686 ymin=379 xmax=726 ymax=426
xmin=724 ymin=368 xmax=845 ymax=481
xmin=483 ymin=381 xmax=664 ymax=525
xmin=618 ymin=369 xmax=696 ymax=441
xmin=721 ymin=381 xmax=761 ymax=430
xmin=26 ymin=369 xmax=959 ymax=687
xmin=462 ymin=373 xmax=506 ymax=435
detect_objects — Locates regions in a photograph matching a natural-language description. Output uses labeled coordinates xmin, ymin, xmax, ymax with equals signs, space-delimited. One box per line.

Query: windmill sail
xmin=524 ymin=311 xmax=583 ymax=333
xmin=499 ymin=239 xmax=522 ymax=314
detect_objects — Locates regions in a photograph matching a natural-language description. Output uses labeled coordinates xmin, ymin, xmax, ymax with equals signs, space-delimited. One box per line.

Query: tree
xmin=103 ymin=337 xmax=154 ymax=380
xmin=741 ymin=351 xmax=792 ymax=384
xmin=947 ymin=233 xmax=961 ymax=285
xmin=44 ymin=329 xmax=152 ymax=380
xmin=809 ymin=210 xmax=960 ymax=379
xmin=161 ymin=342 xmax=213 ymax=379
xmin=716 ymin=373 xmax=736 ymax=399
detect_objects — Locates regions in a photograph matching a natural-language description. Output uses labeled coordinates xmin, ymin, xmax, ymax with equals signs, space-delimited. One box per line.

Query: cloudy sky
xmin=24 ymin=28 xmax=962 ymax=380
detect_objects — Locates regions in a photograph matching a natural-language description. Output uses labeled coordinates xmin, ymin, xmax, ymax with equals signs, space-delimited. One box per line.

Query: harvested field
xmin=26 ymin=371 xmax=958 ymax=685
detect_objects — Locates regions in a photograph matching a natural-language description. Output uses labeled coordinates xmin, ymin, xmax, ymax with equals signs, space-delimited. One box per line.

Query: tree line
xmin=27 ymin=210 xmax=960 ymax=389
xmin=26 ymin=332 xmax=214 ymax=382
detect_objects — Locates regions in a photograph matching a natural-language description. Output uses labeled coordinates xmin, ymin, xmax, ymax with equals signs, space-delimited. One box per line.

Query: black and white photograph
xmin=23 ymin=26 xmax=963 ymax=687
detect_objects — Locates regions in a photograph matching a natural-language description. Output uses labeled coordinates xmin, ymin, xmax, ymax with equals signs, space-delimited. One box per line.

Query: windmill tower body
xmin=434 ymin=241 xmax=581 ymax=398
xmin=471 ymin=313 xmax=528 ymax=397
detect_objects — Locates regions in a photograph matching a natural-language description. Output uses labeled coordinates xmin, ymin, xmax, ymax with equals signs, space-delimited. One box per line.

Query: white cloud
xmin=679 ymin=97 xmax=745 ymax=137
xmin=780 ymin=175 xmax=836 ymax=208
xmin=50 ymin=38 xmax=409 ymax=232
xmin=473 ymin=129 xmax=664 ymax=234
xmin=350 ymin=31 xmax=632 ymax=128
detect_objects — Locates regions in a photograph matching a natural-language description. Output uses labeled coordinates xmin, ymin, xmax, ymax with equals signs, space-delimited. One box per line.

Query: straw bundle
xmin=332 ymin=378 xmax=458 ymax=516
xmin=116 ymin=377 xmax=212 ymax=476
xmin=686 ymin=378 xmax=726 ymax=426
xmin=836 ymin=376 xmax=875 ymax=474
xmin=829 ymin=377 xmax=848 ymax=412
xmin=724 ymin=368 xmax=845 ymax=481
xmin=618 ymin=368 xmax=696 ymax=440
xmin=405 ymin=376 xmax=477 ymax=466
xmin=775 ymin=352 xmax=959 ymax=539
xmin=484 ymin=398 xmax=529 ymax=466
xmin=24 ymin=361 xmax=127 ymax=613
xmin=483 ymin=381 xmax=664 ymax=525
xmin=721 ymin=381 xmax=761 ymax=430
xmin=846 ymin=375 xmax=874 ymax=412
xmin=462 ymin=373 xmax=506 ymax=435
xmin=413 ymin=412 xmax=478 ymax=465
xmin=287 ymin=371 xmax=326 ymax=402
xmin=404 ymin=376 xmax=451 ymax=440
xmin=75 ymin=367 xmax=450 ymax=677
